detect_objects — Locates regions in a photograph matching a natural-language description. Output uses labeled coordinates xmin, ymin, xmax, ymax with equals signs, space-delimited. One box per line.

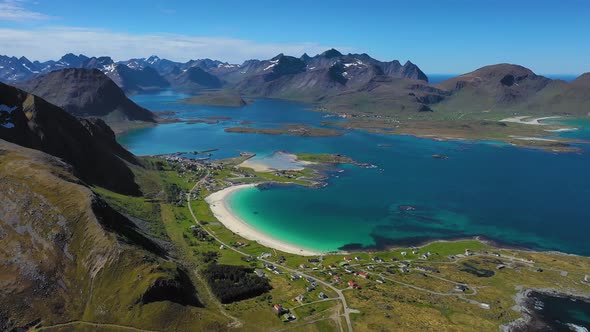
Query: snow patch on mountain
xmin=104 ymin=63 xmax=117 ymax=73
xmin=147 ymin=56 xmax=160 ymax=65
xmin=263 ymin=59 xmax=280 ymax=71
xmin=343 ymin=59 xmax=365 ymax=68
xmin=217 ymin=63 xmax=239 ymax=69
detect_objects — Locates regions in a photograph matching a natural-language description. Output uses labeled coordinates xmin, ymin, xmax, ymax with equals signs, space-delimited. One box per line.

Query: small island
xmin=225 ymin=125 xmax=344 ymax=137
xmin=183 ymin=91 xmax=248 ymax=107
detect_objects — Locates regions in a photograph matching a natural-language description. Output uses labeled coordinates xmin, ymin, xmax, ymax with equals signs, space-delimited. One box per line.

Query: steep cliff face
xmin=17 ymin=69 xmax=155 ymax=123
xmin=0 ymin=82 xmax=142 ymax=195
xmin=0 ymin=141 xmax=202 ymax=331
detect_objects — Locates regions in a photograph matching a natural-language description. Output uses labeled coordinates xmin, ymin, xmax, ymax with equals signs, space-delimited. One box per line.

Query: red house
xmin=348 ymin=280 xmax=360 ymax=289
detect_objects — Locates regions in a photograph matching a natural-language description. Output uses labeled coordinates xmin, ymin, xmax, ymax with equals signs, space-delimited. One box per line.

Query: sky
xmin=0 ymin=0 xmax=588 ymax=75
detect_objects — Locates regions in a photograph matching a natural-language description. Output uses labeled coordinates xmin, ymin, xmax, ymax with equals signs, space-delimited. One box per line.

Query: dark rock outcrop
xmin=139 ymin=268 xmax=201 ymax=306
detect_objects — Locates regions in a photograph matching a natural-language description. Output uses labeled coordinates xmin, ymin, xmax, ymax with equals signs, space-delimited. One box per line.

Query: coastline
xmin=238 ymin=151 xmax=314 ymax=172
xmin=501 ymin=288 xmax=590 ymax=332
xmin=205 ymin=184 xmax=590 ymax=258
xmin=205 ymin=183 xmax=325 ymax=256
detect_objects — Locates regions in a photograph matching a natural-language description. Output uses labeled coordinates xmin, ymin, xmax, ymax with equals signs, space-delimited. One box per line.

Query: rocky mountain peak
xmin=271 ymin=53 xmax=285 ymax=61
xmin=320 ymin=48 xmax=343 ymax=59
xmin=59 ymin=53 xmax=89 ymax=66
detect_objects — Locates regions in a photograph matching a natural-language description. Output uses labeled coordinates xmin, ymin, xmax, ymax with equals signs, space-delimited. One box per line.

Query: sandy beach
xmin=508 ymin=135 xmax=559 ymax=142
xmin=205 ymin=184 xmax=323 ymax=256
xmin=237 ymin=160 xmax=277 ymax=172
xmin=500 ymin=115 xmax=561 ymax=125
xmin=238 ymin=151 xmax=313 ymax=172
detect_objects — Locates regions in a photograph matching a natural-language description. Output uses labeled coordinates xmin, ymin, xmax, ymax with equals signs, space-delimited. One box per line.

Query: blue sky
xmin=0 ymin=0 xmax=588 ymax=74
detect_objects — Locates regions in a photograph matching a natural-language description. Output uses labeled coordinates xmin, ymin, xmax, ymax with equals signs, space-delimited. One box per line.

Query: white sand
xmin=238 ymin=160 xmax=275 ymax=172
xmin=238 ymin=151 xmax=312 ymax=173
xmin=205 ymin=184 xmax=323 ymax=256
xmin=500 ymin=116 xmax=561 ymax=125
xmin=544 ymin=128 xmax=578 ymax=133
xmin=509 ymin=135 xmax=559 ymax=142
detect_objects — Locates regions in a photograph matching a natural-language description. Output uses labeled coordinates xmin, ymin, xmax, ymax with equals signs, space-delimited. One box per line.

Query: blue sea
xmin=119 ymin=91 xmax=590 ymax=256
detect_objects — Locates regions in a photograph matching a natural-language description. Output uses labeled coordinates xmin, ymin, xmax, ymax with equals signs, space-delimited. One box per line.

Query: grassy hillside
xmin=0 ymin=141 xmax=227 ymax=331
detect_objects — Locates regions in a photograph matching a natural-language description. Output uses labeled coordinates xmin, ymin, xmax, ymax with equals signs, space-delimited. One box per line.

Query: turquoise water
xmin=121 ymin=91 xmax=590 ymax=256
xmin=545 ymin=118 xmax=590 ymax=141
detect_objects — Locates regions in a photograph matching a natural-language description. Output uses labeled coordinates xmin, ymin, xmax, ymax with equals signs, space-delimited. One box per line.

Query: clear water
xmin=530 ymin=292 xmax=590 ymax=331
xmin=120 ymin=90 xmax=590 ymax=255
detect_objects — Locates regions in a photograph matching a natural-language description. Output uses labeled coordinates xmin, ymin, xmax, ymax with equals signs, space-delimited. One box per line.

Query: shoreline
xmin=204 ymin=184 xmax=590 ymax=259
xmin=238 ymin=151 xmax=314 ymax=172
xmin=501 ymin=288 xmax=590 ymax=332
xmin=204 ymin=183 xmax=590 ymax=259
xmin=205 ymin=183 xmax=325 ymax=256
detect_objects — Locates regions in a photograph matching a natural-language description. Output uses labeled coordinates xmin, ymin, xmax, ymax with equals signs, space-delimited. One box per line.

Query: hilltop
xmin=17 ymin=68 xmax=155 ymax=124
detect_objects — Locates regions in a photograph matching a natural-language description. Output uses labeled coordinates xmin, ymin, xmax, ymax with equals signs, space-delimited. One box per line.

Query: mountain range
xmin=0 ymin=49 xmax=427 ymax=93
xmin=2 ymin=50 xmax=589 ymax=137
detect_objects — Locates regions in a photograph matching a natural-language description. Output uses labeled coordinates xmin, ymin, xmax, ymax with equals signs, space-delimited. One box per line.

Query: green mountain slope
xmin=0 ymin=140 xmax=231 ymax=331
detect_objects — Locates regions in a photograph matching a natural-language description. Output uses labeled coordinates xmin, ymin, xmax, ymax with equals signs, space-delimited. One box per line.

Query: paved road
xmin=186 ymin=175 xmax=354 ymax=332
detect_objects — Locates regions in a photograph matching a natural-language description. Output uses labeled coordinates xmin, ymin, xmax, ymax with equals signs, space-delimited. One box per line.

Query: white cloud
xmin=0 ymin=0 xmax=52 ymax=21
xmin=0 ymin=26 xmax=352 ymax=63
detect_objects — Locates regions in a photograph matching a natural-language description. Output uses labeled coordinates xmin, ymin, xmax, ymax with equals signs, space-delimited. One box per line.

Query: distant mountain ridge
xmin=2 ymin=51 xmax=588 ymax=119
xmin=0 ymin=50 xmax=428 ymax=94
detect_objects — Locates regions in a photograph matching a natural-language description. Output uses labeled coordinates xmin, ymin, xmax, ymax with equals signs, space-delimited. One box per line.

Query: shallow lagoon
xmin=121 ymin=91 xmax=590 ymax=255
